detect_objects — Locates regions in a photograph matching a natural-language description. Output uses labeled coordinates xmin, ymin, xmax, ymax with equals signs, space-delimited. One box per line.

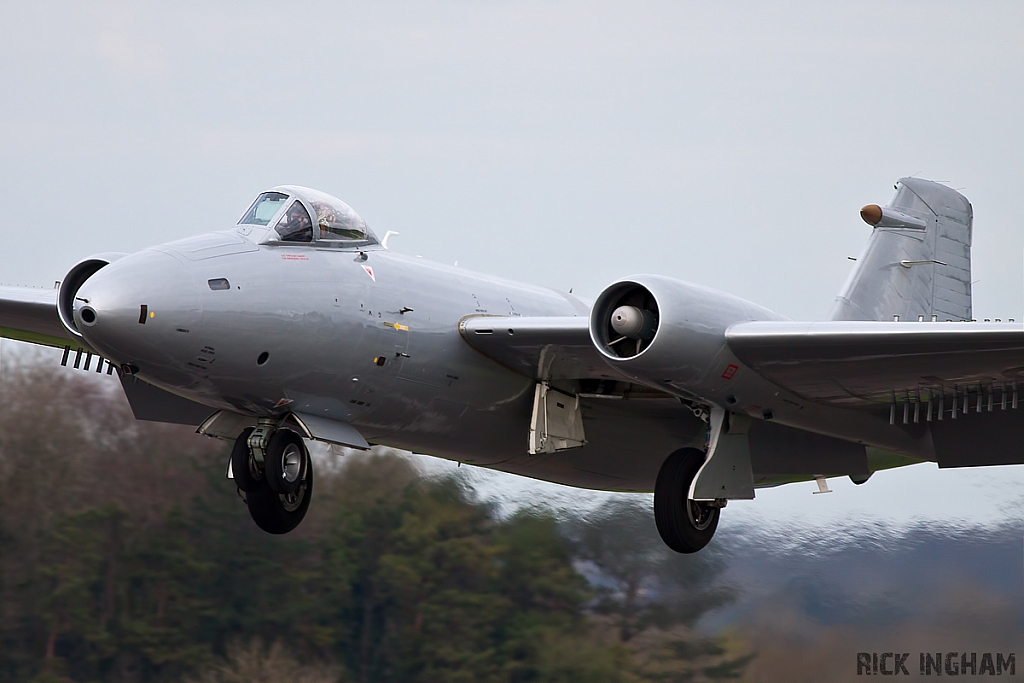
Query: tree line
xmin=0 ymin=353 xmax=750 ymax=683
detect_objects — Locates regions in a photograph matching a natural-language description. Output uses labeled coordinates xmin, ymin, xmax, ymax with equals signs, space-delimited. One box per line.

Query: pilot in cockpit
xmin=275 ymin=202 xmax=313 ymax=242
xmin=242 ymin=186 xmax=375 ymax=245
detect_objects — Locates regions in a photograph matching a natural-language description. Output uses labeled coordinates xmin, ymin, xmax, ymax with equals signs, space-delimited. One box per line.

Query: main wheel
xmin=245 ymin=458 xmax=313 ymax=535
xmin=230 ymin=428 xmax=262 ymax=493
xmin=654 ymin=447 xmax=720 ymax=553
xmin=264 ymin=429 xmax=308 ymax=495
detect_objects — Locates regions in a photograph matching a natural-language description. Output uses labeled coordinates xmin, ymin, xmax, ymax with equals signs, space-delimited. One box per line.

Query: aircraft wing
xmin=726 ymin=320 xmax=1024 ymax=408
xmin=462 ymin=314 xmax=1024 ymax=410
xmin=459 ymin=315 xmax=623 ymax=382
xmin=0 ymin=285 xmax=86 ymax=351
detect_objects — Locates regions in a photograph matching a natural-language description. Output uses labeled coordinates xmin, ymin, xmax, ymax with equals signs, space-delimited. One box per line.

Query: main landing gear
xmin=231 ymin=425 xmax=313 ymax=534
xmin=653 ymin=448 xmax=722 ymax=553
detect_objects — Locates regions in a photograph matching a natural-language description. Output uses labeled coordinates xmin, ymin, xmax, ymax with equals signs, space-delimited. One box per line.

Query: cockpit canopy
xmin=237 ymin=186 xmax=377 ymax=246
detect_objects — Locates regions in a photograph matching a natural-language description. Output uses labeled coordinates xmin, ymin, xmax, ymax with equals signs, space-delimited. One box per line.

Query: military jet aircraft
xmin=2 ymin=178 xmax=1020 ymax=552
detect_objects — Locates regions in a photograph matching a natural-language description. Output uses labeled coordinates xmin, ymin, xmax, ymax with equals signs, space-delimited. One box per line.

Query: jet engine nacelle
xmin=57 ymin=253 xmax=129 ymax=337
xmin=589 ymin=275 xmax=781 ymax=400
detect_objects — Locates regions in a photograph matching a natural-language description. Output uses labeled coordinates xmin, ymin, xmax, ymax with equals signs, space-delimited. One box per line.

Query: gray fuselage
xmin=76 ymin=233 xmax=706 ymax=490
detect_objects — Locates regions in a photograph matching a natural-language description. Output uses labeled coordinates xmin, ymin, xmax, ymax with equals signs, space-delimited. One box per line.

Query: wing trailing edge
xmin=727 ymin=320 xmax=1024 ymax=408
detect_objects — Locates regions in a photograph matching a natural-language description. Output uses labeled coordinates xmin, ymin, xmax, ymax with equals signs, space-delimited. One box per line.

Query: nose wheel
xmin=653 ymin=447 xmax=721 ymax=553
xmin=231 ymin=427 xmax=313 ymax=534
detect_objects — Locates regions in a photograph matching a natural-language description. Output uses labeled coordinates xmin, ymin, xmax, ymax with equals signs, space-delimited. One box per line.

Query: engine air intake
xmin=57 ymin=254 xmax=127 ymax=337
xmin=591 ymin=281 xmax=660 ymax=359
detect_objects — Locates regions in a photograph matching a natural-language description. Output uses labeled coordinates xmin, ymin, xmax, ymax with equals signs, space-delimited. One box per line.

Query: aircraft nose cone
xmin=75 ymin=250 xmax=201 ymax=374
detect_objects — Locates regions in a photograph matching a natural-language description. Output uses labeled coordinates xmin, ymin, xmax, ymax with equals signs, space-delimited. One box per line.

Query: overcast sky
xmin=2 ymin=1 xmax=1023 ymax=526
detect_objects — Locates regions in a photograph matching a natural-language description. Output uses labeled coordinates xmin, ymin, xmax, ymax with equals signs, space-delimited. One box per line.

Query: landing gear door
xmin=529 ymin=383 xmax=586 ymax=454
xmin=690 ymin=410 xmax=755 ymax=500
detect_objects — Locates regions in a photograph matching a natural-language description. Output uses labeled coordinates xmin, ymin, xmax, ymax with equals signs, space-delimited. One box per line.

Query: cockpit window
xmin=273 ymin=201 xmax=313 ymax=242
xmin=239 ymin=192 xmax=289 ymax=226
xmin=302 ymin=188 xmax=370 ymax=242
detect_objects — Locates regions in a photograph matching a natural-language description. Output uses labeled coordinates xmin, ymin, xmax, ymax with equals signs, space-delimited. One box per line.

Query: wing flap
xmin=727 ymin=320 xmax=1024 ymax=407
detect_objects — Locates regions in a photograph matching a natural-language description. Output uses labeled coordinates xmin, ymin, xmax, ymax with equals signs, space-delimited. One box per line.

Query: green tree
xmin=0 ymin=354 xmax=745 ymax=683
xmin=318 ymin=454 xmax=628 ymax=683
xmin=36 ymin=506 xmax=123 ymax=680
xmin=185 ymin=639 xmax=341 ymax=683
xmin=567 ymin=499 xmax=751 ymax=681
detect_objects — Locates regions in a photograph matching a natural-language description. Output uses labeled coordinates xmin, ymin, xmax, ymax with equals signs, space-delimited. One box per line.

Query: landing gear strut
xmin=231 ymin=425 xmax=313 ymax=534
xmin=653 ymin=448 xmax=721 ymax=553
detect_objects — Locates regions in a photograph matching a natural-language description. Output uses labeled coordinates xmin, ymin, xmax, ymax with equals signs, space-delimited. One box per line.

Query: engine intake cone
xmin=611 ymin=305 xmax=656 ymax=341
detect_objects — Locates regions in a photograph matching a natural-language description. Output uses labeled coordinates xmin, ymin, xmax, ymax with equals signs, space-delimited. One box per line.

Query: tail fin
xmin=830 ymin=177 xmax=973 ymax=322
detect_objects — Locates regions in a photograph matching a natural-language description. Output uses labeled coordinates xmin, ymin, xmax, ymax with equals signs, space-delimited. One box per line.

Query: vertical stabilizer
xmin=830 ymin=178 xmax=973 ymax=322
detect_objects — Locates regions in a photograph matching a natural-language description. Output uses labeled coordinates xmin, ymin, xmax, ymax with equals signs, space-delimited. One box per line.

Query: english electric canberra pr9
xmin=3 ymin=178 xmax=1021 ymax=552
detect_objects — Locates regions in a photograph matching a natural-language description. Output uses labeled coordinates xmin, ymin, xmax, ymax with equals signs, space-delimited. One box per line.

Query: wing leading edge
xmin=459 ymin=315 xmax=617 ymax=382
xmin=0 ymin=285 xmax=86 ymax=351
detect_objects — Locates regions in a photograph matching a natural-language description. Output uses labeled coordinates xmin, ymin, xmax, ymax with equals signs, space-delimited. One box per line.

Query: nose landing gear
xmin=265 ymin=431 xmax=307 ymax=495
xmin=230 ymin=424 xmax=313 ymax=534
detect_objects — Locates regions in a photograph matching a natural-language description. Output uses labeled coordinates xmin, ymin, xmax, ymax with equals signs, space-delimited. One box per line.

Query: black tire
xmin=264 ymin=429 xmax=308 ymax=495
xmin=654 ymin=447 xmax=720 ymax=553
xmin=245 ymin=459 xmax=313 ymax=535
xmin=230 ymin=428 xmax=262 ymax=493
